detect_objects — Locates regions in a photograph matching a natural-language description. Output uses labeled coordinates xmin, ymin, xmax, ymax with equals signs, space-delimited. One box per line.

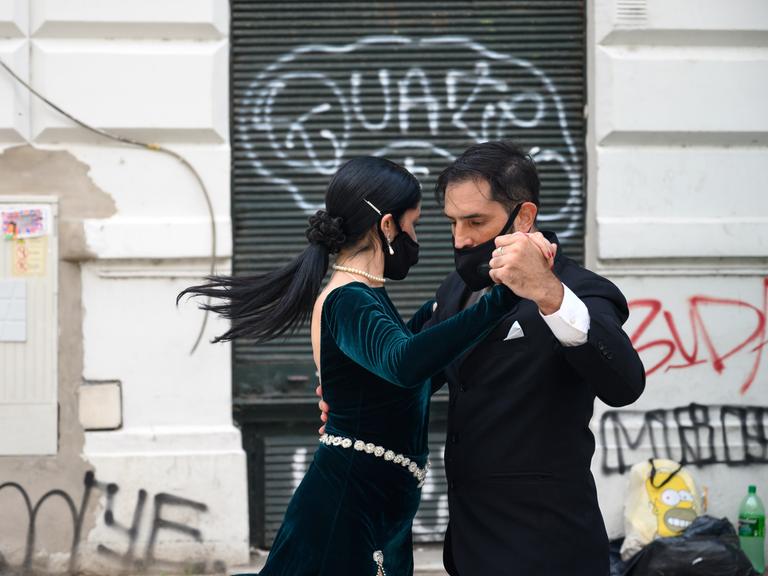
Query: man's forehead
xmin=445 ymin=177 xmax=491 ymax=197
xmin=444 ymin=178 xmax=500 ymax=216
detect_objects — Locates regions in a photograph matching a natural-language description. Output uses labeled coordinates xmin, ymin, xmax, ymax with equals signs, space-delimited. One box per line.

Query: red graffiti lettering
xmin=628 ymin=278 xmax=768 ymax=394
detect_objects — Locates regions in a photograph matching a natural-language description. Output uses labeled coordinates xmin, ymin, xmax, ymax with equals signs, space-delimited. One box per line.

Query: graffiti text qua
xmin=235 ymin=36 xmax=582 ymax=237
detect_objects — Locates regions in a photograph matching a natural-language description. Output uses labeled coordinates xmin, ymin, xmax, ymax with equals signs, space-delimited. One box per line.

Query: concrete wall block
xmin=598 ymin=217 xmax=768 ymax=259
xmin=591 ymin=1 xmax=768 ymax=263
xmin=596 ymin=0 xmax=768 ymax=44
xmin=597 ymin=148 xmax=768 ymax=218
xmin=80 ymin=264 xmax=233 ymax=429
xmin=30 ymin=40 xmax=228 ymax=142
xmin=0 ymin=0 xmax=28 ymax=38
xmin=95 ymin=145 xmax=232 ymax=217
xmin=595 ymin=147 xmax=768 ymax=258
xmin=30 ymin=0 xmax=227 ymax=39
xmin=82 ymin=216 xmax=232 ymax=260
xmin=58 ymin=144 xmax=232 ymax=259
xmin=81 ymin=450 xmax=249 ymax=572
xmin=646 ymin=0 xmax=768 ymax=32
xmin=595 ymin=46 xmax=768 ymax=143
xmin=0 ymin=40 xmax=30 ymax=142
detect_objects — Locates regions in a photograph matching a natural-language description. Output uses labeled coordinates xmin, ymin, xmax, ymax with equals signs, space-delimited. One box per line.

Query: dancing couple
xmin=181 ymin=141 xmax=645 ymax=576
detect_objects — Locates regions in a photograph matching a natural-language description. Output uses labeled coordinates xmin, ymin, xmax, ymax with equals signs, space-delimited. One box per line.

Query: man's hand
xmin=489 ymin=232 xmax=564 ymax=315
xmin=316 ymin=384 xmax=329 ymax=435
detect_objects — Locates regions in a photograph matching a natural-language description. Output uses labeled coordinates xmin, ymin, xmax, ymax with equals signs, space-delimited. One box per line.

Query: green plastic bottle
xmin=738 ymin=485 xmax=765 ymax=573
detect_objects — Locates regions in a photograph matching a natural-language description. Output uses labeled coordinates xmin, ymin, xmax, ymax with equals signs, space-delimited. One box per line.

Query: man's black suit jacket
xmin=427 ymin=233 xmax=646 ymax=576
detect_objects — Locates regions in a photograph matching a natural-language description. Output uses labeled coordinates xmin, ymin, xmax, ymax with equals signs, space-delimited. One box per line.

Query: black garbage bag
xmin=623 ymin=515 xmax=759 ymax=576
xmin=609 ymin=538 xmax=629 ymax=576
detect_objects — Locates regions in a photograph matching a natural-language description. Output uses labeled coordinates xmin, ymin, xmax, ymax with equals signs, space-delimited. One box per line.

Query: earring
xmin=386 ymin=237 xmax=394 ymax=255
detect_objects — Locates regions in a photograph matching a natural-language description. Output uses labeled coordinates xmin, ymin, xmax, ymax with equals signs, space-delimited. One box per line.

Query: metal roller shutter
xmin=231 ymin=0 xmax=585 ymax=546
xmin=262 ymin=434 xmax=449 ymax=545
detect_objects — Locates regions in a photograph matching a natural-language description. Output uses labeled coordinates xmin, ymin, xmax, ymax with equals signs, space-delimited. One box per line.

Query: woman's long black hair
xmin=178 ymin=156 xmax=422 ymax=343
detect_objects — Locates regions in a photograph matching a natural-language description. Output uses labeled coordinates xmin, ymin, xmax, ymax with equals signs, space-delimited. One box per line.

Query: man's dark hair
xmin=435 ymin=140 xmax=540 ymax=209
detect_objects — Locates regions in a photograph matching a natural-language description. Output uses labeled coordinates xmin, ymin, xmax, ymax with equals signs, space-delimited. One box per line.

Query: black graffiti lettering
xmin=602 ymin=411 xmax=640 ymax=475
xmin=645 ymin=409 xmax=673 ymax=461
xmin=601 ymin=403 xmax=768 ymax=475
xmin=94 ymin=475 xmax=148 ymax=570
xmin=721 ymin=406 xmax=747 ymax=464
xmin=674 ymin=403 xmax=717 ymax=466
xmin=144 ymin=493 xmax=209 ymax=572
xmin=0 ymin=472 xmax=223 ymax=575
xmin=0 ymin=480 xmax=85 ymax=574
xmin=744 ymin=406 xmax=768 ymax=462
xmin=0 ymin=483 xmax=34 ymax=571
xmin=721 ymin=405 xmax=768 ymax=465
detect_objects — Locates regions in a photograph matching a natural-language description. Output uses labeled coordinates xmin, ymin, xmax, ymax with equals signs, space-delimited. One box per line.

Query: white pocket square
xmin=504 ymin=321 xmax=525 ymax=341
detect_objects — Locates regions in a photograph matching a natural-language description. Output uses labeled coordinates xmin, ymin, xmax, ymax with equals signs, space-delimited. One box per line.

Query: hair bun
xmin=306 ymin=210 xmax=346 ymax=254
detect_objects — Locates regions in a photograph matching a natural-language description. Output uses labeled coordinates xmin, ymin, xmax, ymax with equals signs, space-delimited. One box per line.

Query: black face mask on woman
xmin=380 ymin=226 xmax=420 ymax=280
xmin=453 ymin=202 xmax=523 ymax=291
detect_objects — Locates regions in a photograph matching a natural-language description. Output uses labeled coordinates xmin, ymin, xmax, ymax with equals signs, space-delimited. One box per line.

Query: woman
xmin=180 ymin=157 xmax=518 ymax=575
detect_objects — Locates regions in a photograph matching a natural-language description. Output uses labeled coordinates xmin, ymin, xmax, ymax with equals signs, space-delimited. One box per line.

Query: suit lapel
xmin=449 ymin=288 xmax=489 ymax=383
xmin=434 ymin=273 xmax=473 ymax=385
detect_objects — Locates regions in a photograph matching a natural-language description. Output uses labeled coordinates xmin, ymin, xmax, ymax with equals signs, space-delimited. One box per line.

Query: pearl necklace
xmin=332 ymin=264 xmax=386 ymax=284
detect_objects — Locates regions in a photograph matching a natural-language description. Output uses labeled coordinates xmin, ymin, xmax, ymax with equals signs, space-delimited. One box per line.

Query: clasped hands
xmin=489 ymin=231 xmax=563 ymax=316
xmin=316 ymin=232 xmax=563 ymax=433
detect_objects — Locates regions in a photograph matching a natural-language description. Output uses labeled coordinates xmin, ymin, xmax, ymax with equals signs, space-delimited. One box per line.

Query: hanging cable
xmin=0 ymin=58 xmax=216 ymax=354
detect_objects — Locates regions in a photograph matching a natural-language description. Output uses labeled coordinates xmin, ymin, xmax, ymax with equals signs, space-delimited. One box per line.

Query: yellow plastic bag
xmin=620 ymin=458 xmax=705 ymax=561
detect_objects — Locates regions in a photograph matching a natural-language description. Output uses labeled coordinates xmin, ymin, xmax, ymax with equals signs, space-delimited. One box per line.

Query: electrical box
xmin=0 ymin=196 xmax=58 ymax=455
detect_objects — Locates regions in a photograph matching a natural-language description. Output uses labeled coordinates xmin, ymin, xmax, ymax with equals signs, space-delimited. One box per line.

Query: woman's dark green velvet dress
xmin=254 ymin=282 xmax=516 ymax=576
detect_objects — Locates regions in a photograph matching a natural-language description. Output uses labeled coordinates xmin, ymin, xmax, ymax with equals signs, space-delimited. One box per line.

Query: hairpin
xmin=363 ymin=199 xmax=382 ymax=216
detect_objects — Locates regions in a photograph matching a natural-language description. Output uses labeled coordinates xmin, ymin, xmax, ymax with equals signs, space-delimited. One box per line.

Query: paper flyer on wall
xmin=12 ymin=237 xmax=48 ymax=277
xmin=1 ymin=206 xmax=51 ymax=240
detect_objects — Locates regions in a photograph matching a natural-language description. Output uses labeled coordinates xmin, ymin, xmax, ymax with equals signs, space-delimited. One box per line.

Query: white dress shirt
xmin=539 ymin=283 xmax=590 ymax=346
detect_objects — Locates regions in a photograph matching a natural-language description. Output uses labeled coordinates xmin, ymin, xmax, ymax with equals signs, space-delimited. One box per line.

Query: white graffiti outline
xmin=351 ymin=69 xmax=392 ymax=131
xmin=291 ymin=447 xmax=308 ymax=492
xmin=398 ymin=67 xmax=440 ymax=135
xmin=263 ymin=72 xmax=350 ymax=175
xmin=370 ymin=140 xmax=456 ymax=162
xmin=236 ymin=35 xmax=582 ymax=237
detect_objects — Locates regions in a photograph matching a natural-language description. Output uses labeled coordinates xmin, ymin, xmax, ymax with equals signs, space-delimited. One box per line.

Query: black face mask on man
xmin=453 ymin=202 xmax=523 ymax=291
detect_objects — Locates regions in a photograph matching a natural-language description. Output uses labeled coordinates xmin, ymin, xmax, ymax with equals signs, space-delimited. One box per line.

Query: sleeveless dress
xmin=252 ymin=282 xmax=518 ymax=576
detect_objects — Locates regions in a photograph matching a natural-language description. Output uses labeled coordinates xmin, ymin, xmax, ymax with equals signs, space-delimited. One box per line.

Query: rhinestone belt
xmin=319 ymin=433 xmax=430 ymax=487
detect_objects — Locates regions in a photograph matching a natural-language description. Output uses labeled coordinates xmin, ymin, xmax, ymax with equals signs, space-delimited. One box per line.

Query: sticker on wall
xmin=0 ymin=279 xmax=27 ymax=342
xmin=12 ymin=237 xmax=48 ymax=277
xmin=2 ymin=207 xmax=49 ymax=240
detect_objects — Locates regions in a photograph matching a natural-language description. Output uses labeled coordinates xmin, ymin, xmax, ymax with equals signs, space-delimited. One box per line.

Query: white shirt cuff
xmin=539 ymin=283 xmax=590 ymax=346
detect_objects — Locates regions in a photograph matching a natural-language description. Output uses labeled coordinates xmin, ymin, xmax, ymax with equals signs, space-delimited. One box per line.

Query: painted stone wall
xmin=0 ymin=2 xmax=249 ymax=573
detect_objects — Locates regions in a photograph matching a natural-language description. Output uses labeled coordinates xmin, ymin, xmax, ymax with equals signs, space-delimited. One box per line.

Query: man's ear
xmin=379 ymin=213 xmax=396 ymax=240
xmin=515 ymin=202 xmax=538 ymax=233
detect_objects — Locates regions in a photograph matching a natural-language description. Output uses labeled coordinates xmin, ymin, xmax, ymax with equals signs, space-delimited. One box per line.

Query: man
xmin=427 ymin=141 xmax=645 ymax=575
xmin=318 ymin=140 xmax=645 ymax=575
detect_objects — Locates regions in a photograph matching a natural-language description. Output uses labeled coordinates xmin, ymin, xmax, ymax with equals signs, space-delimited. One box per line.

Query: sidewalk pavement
xmin=231 ymin=544 xmax=448 ymax=575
